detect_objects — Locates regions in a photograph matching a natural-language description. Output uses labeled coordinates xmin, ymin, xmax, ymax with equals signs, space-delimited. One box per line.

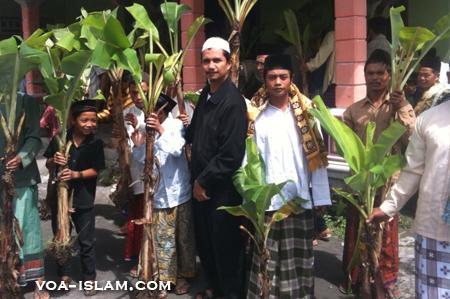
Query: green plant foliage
xmin=0 ymin=31 xmax=52 ymax=137
xmin=309 ymin=96 xmax=406 ymax=217
xmin=390 ymin=6 xmax=450 ymax=91
xmin=310 ymin=95 xmax=407 ymax=282
xmin=219 ymin=137 xmax=305 ymax=248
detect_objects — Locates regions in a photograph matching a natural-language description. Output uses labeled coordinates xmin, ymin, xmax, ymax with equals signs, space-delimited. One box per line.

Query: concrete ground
xmin=21 ymin=131 xmax=415 ymax=299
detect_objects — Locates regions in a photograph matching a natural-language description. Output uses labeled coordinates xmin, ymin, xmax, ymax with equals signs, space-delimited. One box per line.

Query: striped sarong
xmin=247 ymin=210 xmax=314 ymax=299
xmin=13 ymin=185 xmax=45 ymax=285
xmin=415 ymin=234 xmax=450 ymax=299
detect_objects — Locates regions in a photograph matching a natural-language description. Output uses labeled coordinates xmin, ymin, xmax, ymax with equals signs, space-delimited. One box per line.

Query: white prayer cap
xmin=202 ymin=37 xmax=230 ymax=54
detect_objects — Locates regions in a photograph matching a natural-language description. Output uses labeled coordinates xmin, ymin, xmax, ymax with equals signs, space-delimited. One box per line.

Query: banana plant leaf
xmin=390 ymin=6 xmax=450 ymax=91
xmin=160 ymin=1 xmax=190 ymax=53
xmin=126 ymin=3 xmax=160 ymax=43
xmin=309 ymin=96 xmax=365 ymax=172
xmin=219 ymin=137 xmax=306 ymax=245
xmin=309 ymin=96 xmax=406 ymax=217
xmin=0 ymin=31 xmax=52 ymax=134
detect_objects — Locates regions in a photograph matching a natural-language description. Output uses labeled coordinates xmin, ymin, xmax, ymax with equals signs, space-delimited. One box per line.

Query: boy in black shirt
xmin=45 ymin=100 xmax=105 ymax=296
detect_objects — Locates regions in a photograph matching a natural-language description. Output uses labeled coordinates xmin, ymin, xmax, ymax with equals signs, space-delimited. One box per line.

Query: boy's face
xmin=73 ymin=111 xmax=97 ymax=135
xmin=417 ymin=67 xmax=439 ymax=91
xmin=264 ymin=68 xmax=292 ymax=99
xmin=130 ymin=81 xmax=149 ymax=110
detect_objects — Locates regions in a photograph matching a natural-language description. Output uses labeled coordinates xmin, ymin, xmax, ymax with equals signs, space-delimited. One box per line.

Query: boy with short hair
xmin=45 ymin=100 xmax=105 ymax=296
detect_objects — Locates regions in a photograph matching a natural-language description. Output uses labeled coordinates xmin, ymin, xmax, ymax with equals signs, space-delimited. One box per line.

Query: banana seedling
xmin=219 ymin=137 xmax=305 ymax=299
xmin=0 ymin=30 xmax=52 ymax=298
xmin=309 ymin=96 xmax=406 ymax=297
xmin=390 ymin=6 xmax=450 ymax=91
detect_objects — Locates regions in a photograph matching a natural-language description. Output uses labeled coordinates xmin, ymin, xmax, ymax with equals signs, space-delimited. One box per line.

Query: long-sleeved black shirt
xmin=186 ymin=77 xmax=247 ymax=206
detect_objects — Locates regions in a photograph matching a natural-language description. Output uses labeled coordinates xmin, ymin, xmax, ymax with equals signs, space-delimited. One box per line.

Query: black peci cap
xmin=263 ymin=54 xmax=293 ymax=77
xmin=70 ymin=99 xmax=105 ymax=117
xmin=155 ymin=93 xmax=177 ymax=115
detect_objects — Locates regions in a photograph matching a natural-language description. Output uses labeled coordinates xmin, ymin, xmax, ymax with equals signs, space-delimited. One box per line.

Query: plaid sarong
xmin=415 ymin=234 xmax=450 ymax=299
xmin=247 ymin=211 xmax=314 ymax=299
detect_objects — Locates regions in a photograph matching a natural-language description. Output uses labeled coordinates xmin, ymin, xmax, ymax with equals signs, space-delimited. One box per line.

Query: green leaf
xmin=344 ymin=172 xmax=368 ymax=193
xmin=163 ymin=68 xmax=176 ymax=84
xmin=90 ymin=40 xmax=115 ymax=69
xmin=366 ymin=121 xmax=405 ymax=167
xmin=433 ymin=13 xmax=450 ymax=38
xmin=19 ymin=43 xmax=53 ymax=79
xmin=365 ymin=122 xmax=375 ymax=149
xmin=399 ymin=27 xmax=436 ymax=51
xmin=0 ymin=36 xmax=18 ymax=56
xmin=160 ymin=2 xmax=190 ymax=35
xmin=187 ymin=16 xmax=209 ymax=44
xmin=381 ymin=154 xmax=405 ymax=179
xmin=333 ymin=188 xmax=367 ymax=219
xmin=54 ymin=30 xmax=76 ymax=51
xmin=185 ymin=92 xmax=200 ymax=105
xmin=218 ymin=201 xmax=257 ymax=222
xmin=126 ymin=3 xmax=160 ymax=42
xmin=44 ymin=93 xmax=67 ymax=118
xmin=271 ymin=198 xmax=305 ymax=222
xmin=103 ymin=16 xmax=131 ymax=49
xmin=113 ymin=48 xmax=142 ymax=79
xmin=61 ymin=50 xmax=92 ymax=76
xmin=145 ymin=53 xmax=164 ymax=65
xmin=309 ymin=96 xmax=365 ymax=172
xmin=390 ymin=6 xmax=405 ymax=59
xmin=23 ymin=28 xmax=53 ymax=49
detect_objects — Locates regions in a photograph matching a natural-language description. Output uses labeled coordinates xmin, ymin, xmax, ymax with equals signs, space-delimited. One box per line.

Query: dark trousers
xmin=51 ymin=204 xmax=96 ymax=281
xmin=192 ymin=199 xmax=245 ymax=299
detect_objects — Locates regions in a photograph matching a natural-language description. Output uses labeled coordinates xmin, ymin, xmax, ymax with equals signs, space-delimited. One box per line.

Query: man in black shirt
xmin=45 ymin=100 xmax=105 ymax=296
xmin=182 ymin=37 xmax=247 ymax=299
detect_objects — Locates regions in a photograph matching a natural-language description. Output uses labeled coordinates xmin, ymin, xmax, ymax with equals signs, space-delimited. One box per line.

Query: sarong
xmin=342 ymin=204 xmax=399 ymax=289
xmin=153 ymin=201 xmax=196 ymax=283
xmin=247 ymin=210 xmax=314 ymax=299
xmin=124 ymin=194 xmax=144 ymax=260
xmin=415 ymin=234 xmax=450 ymax=299
xmin=13 ymin=185 xmax=45 ymax=285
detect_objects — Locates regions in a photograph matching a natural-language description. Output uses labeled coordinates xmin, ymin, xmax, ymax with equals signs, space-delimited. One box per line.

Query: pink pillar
xmin=180 ymin=0 xmax=205 ymax=92
xmin=17 ymin=0 xmax=43 ymax=96
xmin=334 ymin=0 xmax=367 ymax=107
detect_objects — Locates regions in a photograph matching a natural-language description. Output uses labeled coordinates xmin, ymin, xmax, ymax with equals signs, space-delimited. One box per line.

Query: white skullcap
xmin=202 ymin=37 xmax=230 ymax=54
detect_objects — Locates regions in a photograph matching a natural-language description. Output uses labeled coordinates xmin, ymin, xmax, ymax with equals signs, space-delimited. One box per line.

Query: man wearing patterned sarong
xmin=369 ymin=98 xmax=450 ymax=299
xmin=342 ymin=50 xmax=416 ymax=298
xmin=247 ymin=54 xmax=331 ymax=299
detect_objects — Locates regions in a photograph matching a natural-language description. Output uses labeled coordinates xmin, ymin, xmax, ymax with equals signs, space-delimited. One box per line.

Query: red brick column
xmin=17 ymin=0 xmax=43 ymax=96
xmin=334 ymin=0 xmax=366 ymax=107
xmin=181 ymin=0 xmax=205 ymax=92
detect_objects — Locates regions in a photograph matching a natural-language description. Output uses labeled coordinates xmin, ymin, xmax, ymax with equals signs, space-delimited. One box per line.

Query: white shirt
xmin=440 ymin=62 xmax=450 ymax=88
xmin=132 ymin=117 xmax=191 ymax=209
xmin=380 ymin=101 xmax=450 ymax=242
xmin=123 ymin=104 xmax=146 ymax=195
xmin=254 ymin=104 xmax=331 ymax=211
